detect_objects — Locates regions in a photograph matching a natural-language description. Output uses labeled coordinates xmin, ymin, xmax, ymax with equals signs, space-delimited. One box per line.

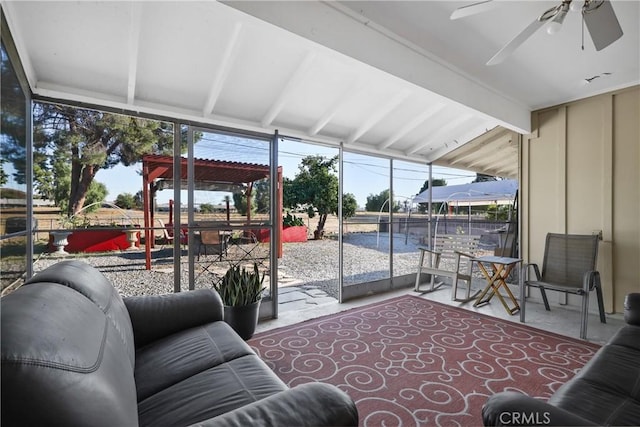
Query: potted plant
xmin=214 ymin=262 xmax=265 ymax=340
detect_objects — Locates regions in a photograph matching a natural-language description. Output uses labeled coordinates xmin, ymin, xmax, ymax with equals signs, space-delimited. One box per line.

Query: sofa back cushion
xmin=1 ymin=282 xmax=139 ymax=426
xmin=25 ymin=260 xmax=135 ymax=367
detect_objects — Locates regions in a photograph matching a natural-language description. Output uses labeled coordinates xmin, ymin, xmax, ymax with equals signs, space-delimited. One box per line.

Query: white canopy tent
xmin=413 ymin=179 xmax=518 ymax=206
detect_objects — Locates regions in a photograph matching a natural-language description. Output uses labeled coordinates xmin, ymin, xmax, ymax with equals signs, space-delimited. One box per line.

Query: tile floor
xmin=257 ymin=282 xmax=626 ymax=345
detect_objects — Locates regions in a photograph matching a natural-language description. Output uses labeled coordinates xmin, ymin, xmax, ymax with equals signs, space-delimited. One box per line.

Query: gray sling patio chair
xmin=524 ymin=233 xmax=606 ymax=339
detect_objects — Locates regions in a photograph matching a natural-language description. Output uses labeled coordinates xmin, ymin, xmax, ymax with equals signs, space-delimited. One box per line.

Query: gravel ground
xmin=33 ymin=232 xmax=486 ymax=300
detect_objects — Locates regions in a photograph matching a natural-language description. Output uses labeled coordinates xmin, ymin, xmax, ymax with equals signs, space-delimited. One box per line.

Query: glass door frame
xmin=185 ymin=125 xmax=279 ymax=319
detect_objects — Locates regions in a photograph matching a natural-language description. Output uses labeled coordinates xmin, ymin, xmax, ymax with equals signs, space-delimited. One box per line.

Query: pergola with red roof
xmin=142 ymin=154 xmax=283 ymax=270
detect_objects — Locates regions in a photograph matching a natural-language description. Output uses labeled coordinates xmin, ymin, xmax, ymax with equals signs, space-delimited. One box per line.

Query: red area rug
xmin=249 ymin=295 xmax=601 ymax=427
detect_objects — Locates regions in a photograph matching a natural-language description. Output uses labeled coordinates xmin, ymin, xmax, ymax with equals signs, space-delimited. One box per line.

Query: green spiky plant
xmin=214 ymin=263 xmax=266 ymax=307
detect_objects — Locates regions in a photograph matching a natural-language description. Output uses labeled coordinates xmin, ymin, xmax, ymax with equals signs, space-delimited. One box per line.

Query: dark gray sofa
xmin=482 ymin=293 xmax=640 ymax=426
xmin=1 ymin=260 xmax=358 ymax=427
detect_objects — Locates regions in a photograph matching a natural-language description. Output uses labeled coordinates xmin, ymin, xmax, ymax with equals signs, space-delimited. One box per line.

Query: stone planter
xmin=50 ymin=231 xmax=72 ymax=255
xmin=123 ymin=229 xmax=140 ymax=250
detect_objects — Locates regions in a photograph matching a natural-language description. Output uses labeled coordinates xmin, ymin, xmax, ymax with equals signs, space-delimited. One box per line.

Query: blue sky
xmin=95 ymin=138 xmax=476 ymax=209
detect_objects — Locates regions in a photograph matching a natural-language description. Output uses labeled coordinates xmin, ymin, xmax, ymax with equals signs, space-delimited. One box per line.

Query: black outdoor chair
xmin=524 ymin=233 xmax=606 ymax=339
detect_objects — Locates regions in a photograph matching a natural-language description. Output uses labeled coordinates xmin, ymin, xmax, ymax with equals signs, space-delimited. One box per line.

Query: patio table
xmin=472 ymin=256 xmax=522 ymax=315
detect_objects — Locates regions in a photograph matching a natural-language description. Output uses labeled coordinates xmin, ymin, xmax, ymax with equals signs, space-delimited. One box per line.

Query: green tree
xmin=114 ymin=192 xmax=136 ymax=210
xmin=342 ymin=193 xmax=358 ymax=219
xmin=134 ymin=191 xmax=144 ymax=209
xmin=33 ymin=103 xmax=186 ymax=217
xmin=417 ymin=178 xmax=447 ymax=214
xmin=233 ymin=191 xmax=255 ymax=216
xmin=199 ymin=203 xmax=215 ymax=214
xmin=253 ymin=179 xmax=270 ymax=213
xmin=284 ymin=155 xmax=339 ymax=239
xmin=365 ymin=189 xmax=400 ymax=213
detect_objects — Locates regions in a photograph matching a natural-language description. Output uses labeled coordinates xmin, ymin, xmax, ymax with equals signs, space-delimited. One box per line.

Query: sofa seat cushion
xmin=549 ymin=338 xmax=640 ymax=425
xmin=135 ymin=321 xmax=271 ymax=400
xmin=137 ymin=354 xmax=287 ymax=427
xmin=135 ymin=320 xmax=287 ymax=426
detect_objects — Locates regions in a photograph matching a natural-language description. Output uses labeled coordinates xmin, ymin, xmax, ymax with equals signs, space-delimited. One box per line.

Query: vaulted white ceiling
xmin=2 ymin=1 xmax=638 ymax=176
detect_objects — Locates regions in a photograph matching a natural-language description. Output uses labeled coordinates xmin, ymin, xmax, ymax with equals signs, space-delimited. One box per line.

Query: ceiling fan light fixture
xmin=569 ymin=0 xmax=584 ymax=13
xmin=546 ymin=3 xmax=570 ymax=35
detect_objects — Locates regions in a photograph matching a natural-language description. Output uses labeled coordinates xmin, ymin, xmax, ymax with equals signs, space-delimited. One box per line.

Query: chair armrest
xmin=454 ymin=250 xmax=475 ymax=259
xmin=524 ymin=263 xmax=541 ymax=281
xmin=188 ymin=383 xmax=358 ymax=427
xmin=482 ymin=392 xmax=596 ymax=426
xmin=124 ymin=288 xmax=223 ymax=348
xmin=418 ymin=246 xmax=441 ymax=255
xmin=583 ymin=270 xmax=600 ymax=291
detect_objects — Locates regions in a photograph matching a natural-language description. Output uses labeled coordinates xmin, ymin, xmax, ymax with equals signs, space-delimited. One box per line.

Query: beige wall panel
xmin=526 ymin=109 xmax=565 ymax=266
xmin=565 ymin=97 xmax=614 ymax=312
xmin=612 ymin=88 xmax=640 ymax=313
xmin=525 ymin=86 xmax=640 ymax=314
xmin=566 ymin=98 xmax=607 ymax=235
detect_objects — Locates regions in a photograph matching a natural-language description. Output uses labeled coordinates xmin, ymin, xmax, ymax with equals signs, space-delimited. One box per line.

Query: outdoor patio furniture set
xmin=415 ymin=232 xmax=607 ymax=339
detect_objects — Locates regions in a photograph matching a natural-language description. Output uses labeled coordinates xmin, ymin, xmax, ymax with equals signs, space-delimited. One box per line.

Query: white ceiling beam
xmin=223 ymin=1 xmax=531 ymax=134
xmin=406 ymin=114 xmax=475 ymax=155
xmin=261 ymin=51 xmax=316 ymax=127
xmin=126 ymin=2 xmax=143 ymax=105
xmin=0 ymin=1 xmax=38 ymax=91
xmin=203 ymin=22 xmax=243 ymax=115
xmin=346 ymin=89 xmax=410 ymax=144
xmin=378 ymin=103 xmax=445 ymax=150
xmin=444 ymin=130 xmax=509 ymax=163
xmin=308 ymin=80 xmax=362 ymax=136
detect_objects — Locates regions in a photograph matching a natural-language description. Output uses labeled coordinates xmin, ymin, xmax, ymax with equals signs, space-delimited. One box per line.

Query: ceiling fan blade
xmin=486 ymin=18 xmax=546 ymax=65
xmin=450 ymin=1 xmax=496 ymax=20
xmin=583 ymin=0 xmax=623 ymax=51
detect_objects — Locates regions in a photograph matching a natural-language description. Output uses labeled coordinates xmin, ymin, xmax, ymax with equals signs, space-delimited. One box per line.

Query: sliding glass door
xmin=186 ymin=127 xmax=276 ymax=318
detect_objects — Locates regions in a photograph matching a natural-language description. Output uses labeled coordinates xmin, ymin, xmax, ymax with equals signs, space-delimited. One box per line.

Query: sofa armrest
xmin=124 ymin=288 xmax=223 ymax=348
xmin=188 ymin=383 xmax=358 ymax=427
xmin=482 ymin=392 xmax=597 ymax=426
xmin=624 ymin=293 xmax=640 ymax=325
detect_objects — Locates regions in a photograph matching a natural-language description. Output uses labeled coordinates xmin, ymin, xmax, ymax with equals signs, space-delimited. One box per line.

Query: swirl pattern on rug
xmin=249 ymin=295 xmax=600 ymax=427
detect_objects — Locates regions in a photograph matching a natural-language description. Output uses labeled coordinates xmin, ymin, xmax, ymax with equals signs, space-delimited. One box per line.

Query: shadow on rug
xmin=249 ymin=295 xmax=601 ymax=427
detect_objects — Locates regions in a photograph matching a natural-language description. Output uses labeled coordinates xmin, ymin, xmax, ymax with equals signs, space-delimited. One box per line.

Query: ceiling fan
xmin=451 ymin=0 xmax=624 ymax=65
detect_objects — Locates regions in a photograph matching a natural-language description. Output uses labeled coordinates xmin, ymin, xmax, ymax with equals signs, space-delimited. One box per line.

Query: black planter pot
xmin=223 ymin=300 xmax=261 ymax=340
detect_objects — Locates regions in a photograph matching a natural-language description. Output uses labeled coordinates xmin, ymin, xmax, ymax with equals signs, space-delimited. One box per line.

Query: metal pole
xmin=269 ymin=131 xmax=279 ymax=318
xmin=173 ymin=121 xmax=181 ymax=293
xmin=338 ymin=142 xmax=344 ymax=303
xmin=428 ymin=162 xmax=433 ymax=250
xmin=187 ymin=127 xmax=195 ymax=290
xmin=389 ymin=158 xmax=394 ymax=286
